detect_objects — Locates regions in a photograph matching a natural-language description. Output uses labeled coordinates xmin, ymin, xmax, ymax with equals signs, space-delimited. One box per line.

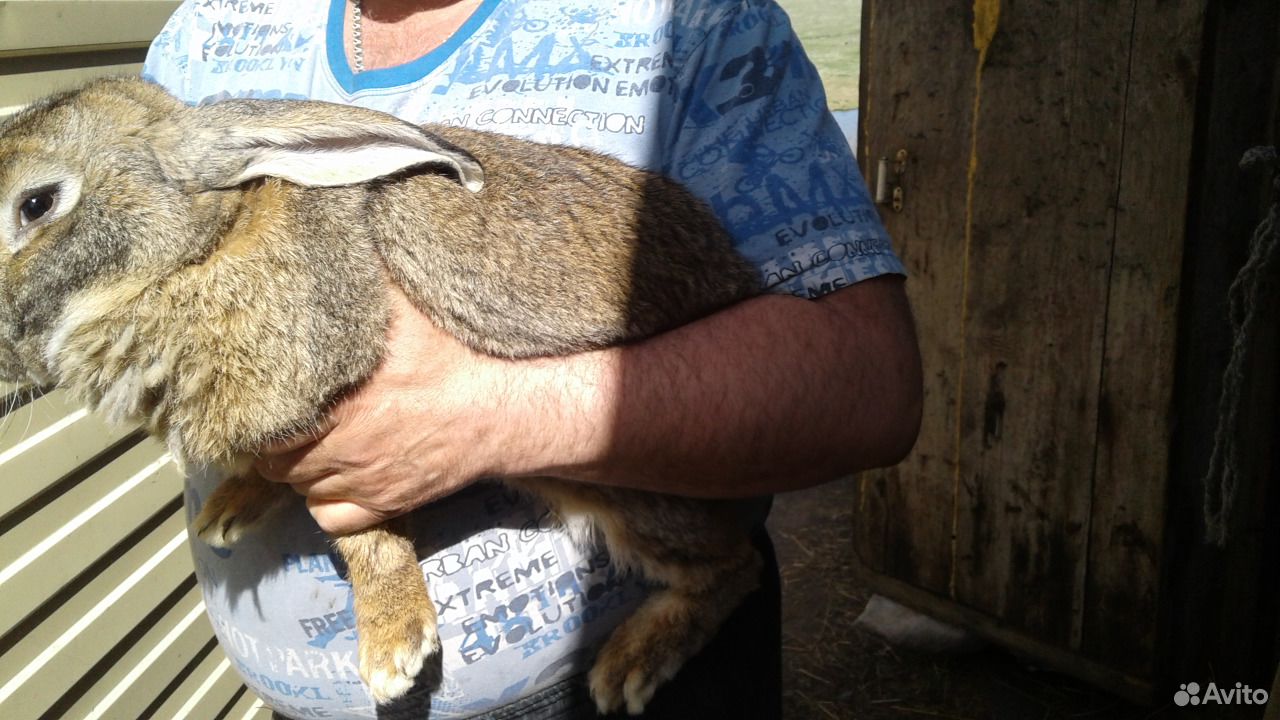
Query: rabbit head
xmin=0 ymin=77 xmax=483 ymax=390
xmin=0 ymin=77 xmax=488 ymax=463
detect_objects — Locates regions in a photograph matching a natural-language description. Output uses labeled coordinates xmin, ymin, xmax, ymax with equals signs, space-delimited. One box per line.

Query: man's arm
xmin=526 ymin=275 xmax=922 ymax=495
xmin=259 ymin=275 xmax=922 ymax=534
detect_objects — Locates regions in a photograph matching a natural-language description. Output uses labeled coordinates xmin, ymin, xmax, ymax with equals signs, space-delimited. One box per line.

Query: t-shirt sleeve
xmin=665 ymin=0 xmax=903 ymax=299
xmin=142 ymin=2 xmax=195 ymax=101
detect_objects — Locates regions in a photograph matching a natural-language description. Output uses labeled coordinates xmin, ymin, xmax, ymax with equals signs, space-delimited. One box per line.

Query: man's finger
xmin=305 ymin=497 xmax=386 ymax=536
xmin=256 ymin=441 xmax=329 ymax=483
xmin=287 ymin=474 xmax=351 ymax=500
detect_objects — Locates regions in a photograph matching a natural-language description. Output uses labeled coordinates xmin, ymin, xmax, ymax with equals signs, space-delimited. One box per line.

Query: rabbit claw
xmin=587 ymin=624 xmax=676 ymax=716
xmin=193 ymin=474 xmax=288 ymax=548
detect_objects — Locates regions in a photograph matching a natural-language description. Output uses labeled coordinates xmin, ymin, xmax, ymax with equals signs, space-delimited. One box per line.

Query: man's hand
xmin=255 ymin=288 xmax=526 ymax=535
xmin=258 ymin=276 xmax=923 ymax=536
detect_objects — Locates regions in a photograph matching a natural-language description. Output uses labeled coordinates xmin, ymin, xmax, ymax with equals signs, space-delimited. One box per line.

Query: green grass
xmin=778 ymin=0 xmax=861 ymax=110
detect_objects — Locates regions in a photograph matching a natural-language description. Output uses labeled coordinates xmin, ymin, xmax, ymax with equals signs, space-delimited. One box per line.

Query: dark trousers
xmin=484 ymin=528 xmax=784 ymax=720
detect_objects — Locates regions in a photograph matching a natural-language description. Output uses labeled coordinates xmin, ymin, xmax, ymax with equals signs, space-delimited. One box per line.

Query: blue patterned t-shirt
xmin=144 ymin=1 xmax=902 ymax=718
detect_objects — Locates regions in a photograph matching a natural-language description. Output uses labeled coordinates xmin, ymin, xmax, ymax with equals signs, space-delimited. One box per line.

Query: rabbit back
xmin=371 ymin=124 xmax=761 ymax=359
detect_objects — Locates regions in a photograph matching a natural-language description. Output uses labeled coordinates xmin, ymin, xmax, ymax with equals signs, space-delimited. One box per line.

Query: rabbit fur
xmin=0 ymin=77 xmax=767 ymax=714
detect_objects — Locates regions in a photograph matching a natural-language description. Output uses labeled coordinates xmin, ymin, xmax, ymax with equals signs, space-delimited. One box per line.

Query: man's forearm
xmin=504 ymin=276 xmax=923 ymax=498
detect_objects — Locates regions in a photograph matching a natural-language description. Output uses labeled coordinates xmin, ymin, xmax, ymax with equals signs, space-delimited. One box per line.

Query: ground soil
xmin=768 ymin=478 xmax=1267 ymax=720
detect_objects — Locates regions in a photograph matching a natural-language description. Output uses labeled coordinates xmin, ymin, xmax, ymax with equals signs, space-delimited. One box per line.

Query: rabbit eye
xmin=19 ymin=189 xmax=57 ymax=227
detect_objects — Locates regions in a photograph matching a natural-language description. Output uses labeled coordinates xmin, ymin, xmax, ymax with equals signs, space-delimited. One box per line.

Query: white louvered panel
xmin=0 ymin=440 xmax=181 ymax=639
xmin=225 ymin=692 xmax=272 ymax=720
xmin=0 ymin=389 xmax=137 ymax=521
xmin=0 ymin=514 xmax=190 ymax=717
xmin=64 ymin=584 xmax=212 ymax=719
xmin=150 ymin=641 xmax=245 ymax=720
xmin=196 ymin=658 xmax=251 ymax=719
xmin=0 ymin=3 xmax=253 ymax=717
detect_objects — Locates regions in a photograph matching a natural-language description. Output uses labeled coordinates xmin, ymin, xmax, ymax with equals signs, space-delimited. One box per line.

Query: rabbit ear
xmin=154 ymin=99 xmax=485 ymax=192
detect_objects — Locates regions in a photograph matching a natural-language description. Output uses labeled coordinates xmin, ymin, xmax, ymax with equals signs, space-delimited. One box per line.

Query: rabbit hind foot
xmin=587 ymin=547 xmax=761 ymax=715
xmin=194 ymin=472 xmax=292 ymax=548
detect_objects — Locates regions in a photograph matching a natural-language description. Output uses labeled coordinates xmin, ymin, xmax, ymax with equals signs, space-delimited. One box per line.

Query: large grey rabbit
xmin=0 ymin=77 xmax=764 ymax=714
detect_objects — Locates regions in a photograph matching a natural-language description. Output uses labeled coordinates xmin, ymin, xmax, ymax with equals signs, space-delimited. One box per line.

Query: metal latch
xmin=875 ymin=149 xmax=908 ymax=212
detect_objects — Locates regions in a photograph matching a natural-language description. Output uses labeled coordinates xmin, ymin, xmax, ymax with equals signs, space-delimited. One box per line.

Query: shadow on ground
xmin=767 ymin=478 xmax=1266 ymax=720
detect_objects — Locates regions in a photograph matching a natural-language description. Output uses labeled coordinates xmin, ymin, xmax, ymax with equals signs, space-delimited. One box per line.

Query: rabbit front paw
xmin=194 ymin=474 xmax=291 ymax=548
xmin=357 ymin=597 xmax=440 ymax=703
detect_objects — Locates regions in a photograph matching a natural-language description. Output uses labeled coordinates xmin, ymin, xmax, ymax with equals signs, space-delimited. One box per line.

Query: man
xmin=144 ymin=1 xmax=921 ymax=717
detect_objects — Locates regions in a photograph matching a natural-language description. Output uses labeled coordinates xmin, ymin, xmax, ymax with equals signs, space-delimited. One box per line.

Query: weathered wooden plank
xmin=1082 ymin=0 xmax=1205 ymax=676
xmin=855 ymin=0 xmax=1274 ymax=696
xmin=852 ymin=0 xmax=976 ymax=596
xmin=949 ymin=0 xmax=1134 ymax=647
xmin=851 ymin=562 xmax=1155 ymax=703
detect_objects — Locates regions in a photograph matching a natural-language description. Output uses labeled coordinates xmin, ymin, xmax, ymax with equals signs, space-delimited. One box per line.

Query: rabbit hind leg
xmin=524 ymin=483 xmax=761 ymax=716
xmin=589 ymin=522 xmax=760 ymax=715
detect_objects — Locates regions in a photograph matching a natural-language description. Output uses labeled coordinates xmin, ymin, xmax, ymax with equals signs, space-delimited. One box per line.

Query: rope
xmin=1203 ymin=146 xmax=1280 ymax=546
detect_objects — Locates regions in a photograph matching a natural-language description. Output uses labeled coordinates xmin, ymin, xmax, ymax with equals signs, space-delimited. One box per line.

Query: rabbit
xmin=0 ymin=77 xmax=765 ymax=715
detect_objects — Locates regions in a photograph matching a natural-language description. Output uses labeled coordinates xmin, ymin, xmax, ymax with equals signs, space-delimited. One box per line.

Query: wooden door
xmin=853 ymin=0 xmax=1205 ymax=698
